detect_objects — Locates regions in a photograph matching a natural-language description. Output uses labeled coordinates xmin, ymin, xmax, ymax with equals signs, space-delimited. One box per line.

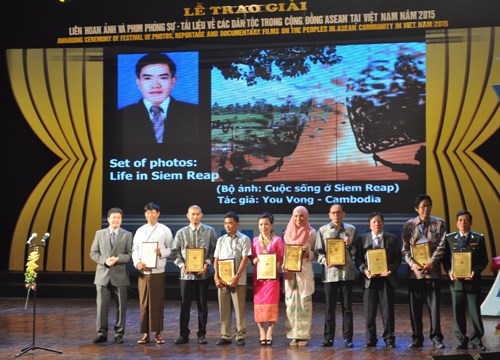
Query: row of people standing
xmin=89 ymin=195 xmax=488 ymax=351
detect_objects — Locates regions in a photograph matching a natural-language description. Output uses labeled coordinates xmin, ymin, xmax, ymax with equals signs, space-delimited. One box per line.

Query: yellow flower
xmin=24 ymin=248 xmax=40 ymax=291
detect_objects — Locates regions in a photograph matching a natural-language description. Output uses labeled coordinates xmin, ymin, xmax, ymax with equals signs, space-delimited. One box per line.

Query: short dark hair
xmin=456 ymin=209 xmax=472 ymax=222
xmin=258 ymin=211 xmax=274 ymax=224
xmin=329 ymin=203 xmax=345 ymax=212
xmin=414 ymin=194 xmax=432 ymax=208
xmin=135 ymin=52 xmax=177 ymax=78
xmin=107 ymin=207 xmax=123 ymax=217
xmin=144 ymin=202 xmax=160 ymax=212
xmin=368 ymin=211 xmax=384 ymax=222
xmin=224 ymin=211 xmax=239 ymax=223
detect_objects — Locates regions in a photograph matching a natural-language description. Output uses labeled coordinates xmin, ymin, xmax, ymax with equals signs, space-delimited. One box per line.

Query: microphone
xmin=41 ymin=233 xmax=50 ymax=245
xmin=27 ymin=233 xmax=37 ymax=245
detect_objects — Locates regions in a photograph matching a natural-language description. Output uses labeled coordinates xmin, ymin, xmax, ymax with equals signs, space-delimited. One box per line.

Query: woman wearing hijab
xmin=283 ymin=206 xmax=316 ymax=347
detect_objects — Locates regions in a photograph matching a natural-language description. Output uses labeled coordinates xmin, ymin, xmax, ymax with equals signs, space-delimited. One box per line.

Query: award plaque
xmin=411 ymin=242 xmax=431 ymax=266
xmin=367 ymin=248 xmax=388 ymax=275
xmin=141 ymin=242 xmax=158 ymax=269
xmin=217 ymin=258 xmax=235 ymax=285
xmin=326 ymin=239 xmax=345 ymax=266
xmin=283 ymin=245 xmax=303 ymax=272
xmin=185 ymin=248 xmax=205 ymax=273
xmin=257 ymin=253 xmax=277 ymax=280
xmin=452 ymin=251 xmax=472 ymax=279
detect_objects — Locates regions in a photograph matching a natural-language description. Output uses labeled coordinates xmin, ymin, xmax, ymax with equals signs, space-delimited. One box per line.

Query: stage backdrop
xmin=0 ymin=1 xmax=498 ymax=276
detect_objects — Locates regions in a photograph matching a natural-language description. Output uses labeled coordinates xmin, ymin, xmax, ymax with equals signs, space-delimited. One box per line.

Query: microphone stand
xmin=16 ymin=241 xmax=62 ymax=357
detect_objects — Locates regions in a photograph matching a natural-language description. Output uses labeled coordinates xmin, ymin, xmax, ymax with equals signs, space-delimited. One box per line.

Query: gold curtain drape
xmin=7 ymin=48 xmax=103 ymax=272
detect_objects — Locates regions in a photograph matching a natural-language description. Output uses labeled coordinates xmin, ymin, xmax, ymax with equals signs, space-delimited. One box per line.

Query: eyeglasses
xmin=418 ymin=205 xmax=431 ymax=209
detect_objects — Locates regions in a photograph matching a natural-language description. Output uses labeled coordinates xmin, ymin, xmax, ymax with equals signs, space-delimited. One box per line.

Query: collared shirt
xmin=402 ymin=215 xmax=446 ymax=279
xmin=214 ymin=231 xmax=252 ymax=286
xmin=132 ymin=223 xmax=173 ymax=274
xmin=315 ymin=222 xmax=358 ymax=282
xmin=143 ymin=98 xmax=171 ymax=122
xmin=372 ymin=231 xmax=384 ymax=248
xmin=172 ymin=223 xmax=217 ymax=280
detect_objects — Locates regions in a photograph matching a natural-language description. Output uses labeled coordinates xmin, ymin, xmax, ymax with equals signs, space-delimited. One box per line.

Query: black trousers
xmin=179 ymin=279 xmax=209 ymax=338
xmin=408 ymin=278 xmax=443 ymax=342
xmin=323 ymin=280 xmax=353 ymax=342
xmin=363 ymin=278 xmax=395 ymax=343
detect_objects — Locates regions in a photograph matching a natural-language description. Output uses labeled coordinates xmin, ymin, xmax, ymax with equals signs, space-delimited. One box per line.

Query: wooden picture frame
xmin=326 ymin=238 xmax=345 ymax=266
xmin=140 ymin=241 xmax=158 ymax=269
xmin=257 ymin=253 xmax=277 ymax=280
xmin=452 ymin=251 xmax=472 ymax=279
xmin=367 ymin=248 xmax=388 ymax=275
xmin=411 ymin=242 xmax=431 ymax=266
xmin=217 ymin=258 xmax=235 ymax=285
xmin=185 ymin=248 xmax=205 ymax=273
xmin=283 ymin=244 xmax=303 ymax=272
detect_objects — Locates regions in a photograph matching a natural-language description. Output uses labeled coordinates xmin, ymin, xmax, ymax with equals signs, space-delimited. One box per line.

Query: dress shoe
xmin=236 ymin=339 xmax=245 ymax=346
xmin=385 ymin=341 xmax=396 ymax=349
xmin=93 ymin=335 xmax=108 ymax=344
xmin=344 ymin=339 xmax=354 ymax=348
xmin=174 ymin=336 xmax=189 ymax=345
xmin=215 ymin=338 xmax=232 ymax=345
xmin=321 ymin=339 xmax=333 ymax=347
xmin=364 ymin=341 xmax=377 ymax=348
xmin=408 ymin=340 xmax=423 ymax=349
xmin=472 ymin=342 xmax=486 ymax=350
xmin=297 ymin=340 xmax=308 ymax=347
xmin=198 ymin=336 xmax=207 ymax=344
xmin=432 ymin=339 xmax=445 ymax=349
xmin=456 ymin=343 xmax=468 ymax=350
xmin=93 ymin=335 xmax=107 ymax=344
xmin=114 ymin=335 xmax=123 ymax=344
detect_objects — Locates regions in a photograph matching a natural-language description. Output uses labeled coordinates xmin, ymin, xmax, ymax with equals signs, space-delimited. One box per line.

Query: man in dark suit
xmin=89 ymin=207 xmax=133 ymax=344
xmin=118 ymin=52 xmax=199 ymax=150
xmin=443 ymin=210 xmax=489 ymax=351
xmin=355 ymin=212 xmax=401 ymax=348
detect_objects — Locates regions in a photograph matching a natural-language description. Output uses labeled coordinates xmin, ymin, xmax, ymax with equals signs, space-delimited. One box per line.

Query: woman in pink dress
xmin=251 ymin=212 xmax=284 ymax=345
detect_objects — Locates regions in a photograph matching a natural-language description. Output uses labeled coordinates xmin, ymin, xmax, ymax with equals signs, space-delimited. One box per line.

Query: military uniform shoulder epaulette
xmin=471 ymin=231 xmax=484 ymax=237
xmin=445 ymin=232 xmax=456 ymax=237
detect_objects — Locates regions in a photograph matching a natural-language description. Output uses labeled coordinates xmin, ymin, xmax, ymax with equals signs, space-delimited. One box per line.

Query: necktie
xmin=111 ymin=232 xmax=116 ymax=248
xmin=459 ymin=235 xmax=466 ymax=251
xmin=150 ymin=106 xmax=164 ymax=143
xmin=374 ymin=236 xmax=380 ymax=249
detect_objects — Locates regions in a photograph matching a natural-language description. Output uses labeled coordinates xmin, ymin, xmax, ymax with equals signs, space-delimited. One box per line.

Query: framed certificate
xmin=367 ymin=248 xmax=388 ymax=275
xmin=185 ymin=248 xmax=205 ymax=273
xmin=283 ymin=245 xmax=303 ymax=272
xmin=452 ymin=251 xmax=472 ymax=279
xmin=141 ymin=242 xmax=158 ymax=269
xmin=326 ymin=239 xmax=345 ymax=266
xmin=411 ymin=242 xmax=431 ymax=266
xmin=257 ymin=253 xmax=277 ymax=280
xmin=217 ymin=258 xmax=235 ymax=285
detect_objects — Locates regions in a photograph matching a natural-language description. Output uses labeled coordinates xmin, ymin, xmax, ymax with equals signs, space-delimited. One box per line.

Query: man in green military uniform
xmin=443 ymin=210 xmax=488 ymax=351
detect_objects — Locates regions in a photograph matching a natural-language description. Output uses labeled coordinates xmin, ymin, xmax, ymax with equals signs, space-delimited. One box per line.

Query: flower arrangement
xmin=24 ymin=247 xmax=40 ymax=292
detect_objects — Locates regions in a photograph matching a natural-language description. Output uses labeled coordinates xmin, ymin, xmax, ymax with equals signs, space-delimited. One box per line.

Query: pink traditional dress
xmin=252 ymin=233 xmax=284 ymax=322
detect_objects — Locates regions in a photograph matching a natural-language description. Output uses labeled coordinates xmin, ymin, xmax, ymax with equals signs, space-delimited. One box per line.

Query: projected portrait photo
xmin=115 ymin=51 xmax=199 ymax=155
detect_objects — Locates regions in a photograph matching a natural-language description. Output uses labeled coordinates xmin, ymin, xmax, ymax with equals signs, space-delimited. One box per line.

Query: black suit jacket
xmin=117 ymin=97 xmax=199 ymax=152
xmin=355 ymin=231 xmax=402 ymax=288
xmin=443 ymin=231 xmax=488 ymax=291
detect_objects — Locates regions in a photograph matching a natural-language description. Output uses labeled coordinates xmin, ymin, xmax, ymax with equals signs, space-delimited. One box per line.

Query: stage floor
xmin=1 ymin=297 xmax=499 ymax=359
